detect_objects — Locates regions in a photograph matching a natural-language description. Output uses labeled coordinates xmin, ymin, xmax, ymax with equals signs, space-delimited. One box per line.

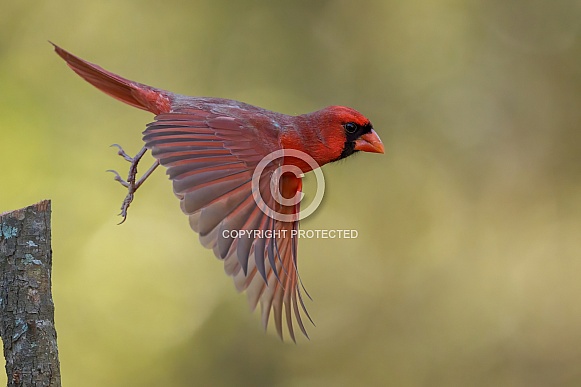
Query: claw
xmin=117 ymin=193 xmax=133 ymax=225
xmin=106 ymin=169 xmax=130 ymax=187
xmin=107 ymin=145 xmax=159 ymax=224
xmin=110 ymin=144 xmax=133 ymax=162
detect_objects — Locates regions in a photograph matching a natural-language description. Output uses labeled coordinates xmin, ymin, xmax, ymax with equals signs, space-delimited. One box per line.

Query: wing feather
xmin=143 ymin=107 xmax=312 ymax=340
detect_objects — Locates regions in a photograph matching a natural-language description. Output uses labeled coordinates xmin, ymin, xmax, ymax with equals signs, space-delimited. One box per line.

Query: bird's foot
xmin=107 ymin=144 xmax=159 ymax=224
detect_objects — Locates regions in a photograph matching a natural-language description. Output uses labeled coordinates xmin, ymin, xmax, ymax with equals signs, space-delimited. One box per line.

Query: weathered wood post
xmin=0 ymin=201 xmax=61 ymax=386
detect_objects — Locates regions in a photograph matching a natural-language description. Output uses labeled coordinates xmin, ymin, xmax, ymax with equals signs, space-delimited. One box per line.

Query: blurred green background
xmin=2 ymin=0 xmax=581 ymax=386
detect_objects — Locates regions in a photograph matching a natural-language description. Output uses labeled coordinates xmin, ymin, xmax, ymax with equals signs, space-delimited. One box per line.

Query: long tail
xmin=52 ymin=43 xmax=172 ymax=115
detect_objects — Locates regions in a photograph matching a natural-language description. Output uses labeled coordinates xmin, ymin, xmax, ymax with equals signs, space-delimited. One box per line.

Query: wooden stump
xmin=0 ymin=201 xmax=61 ymax=387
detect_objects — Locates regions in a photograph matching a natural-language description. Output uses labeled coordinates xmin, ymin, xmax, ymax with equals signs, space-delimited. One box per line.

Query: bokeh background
xmin=2 ymin=1 xmax=581 ymax=386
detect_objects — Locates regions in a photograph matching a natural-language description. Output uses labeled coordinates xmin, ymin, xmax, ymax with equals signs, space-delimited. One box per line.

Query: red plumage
xmin=53 ymin=43 xmax=384 ymax=341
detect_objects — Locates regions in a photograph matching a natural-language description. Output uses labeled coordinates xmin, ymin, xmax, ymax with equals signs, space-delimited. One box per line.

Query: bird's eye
xmin=344 ymin=122 xmax=358 ymax=134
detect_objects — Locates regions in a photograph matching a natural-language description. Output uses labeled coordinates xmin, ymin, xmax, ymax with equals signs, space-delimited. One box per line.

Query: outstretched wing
xmin=143 ymin=108 xmax=312 ymax=340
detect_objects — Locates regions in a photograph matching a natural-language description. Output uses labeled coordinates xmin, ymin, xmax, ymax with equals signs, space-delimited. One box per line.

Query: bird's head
xmin=299 ymin=106 xmax=384 ymax=165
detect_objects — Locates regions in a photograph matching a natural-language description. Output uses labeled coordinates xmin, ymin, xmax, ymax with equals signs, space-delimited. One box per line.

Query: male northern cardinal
xmin=53 ymin=44 xmax=384 ymax=341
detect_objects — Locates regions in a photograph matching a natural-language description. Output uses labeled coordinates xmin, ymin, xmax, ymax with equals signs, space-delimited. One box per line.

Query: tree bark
xmin=0 ymin=200 xmax=61 ymax=387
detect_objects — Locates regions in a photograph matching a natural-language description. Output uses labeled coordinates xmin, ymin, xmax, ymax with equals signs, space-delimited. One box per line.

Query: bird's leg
xmin=107 ymin=144 xmax=160 ymax=224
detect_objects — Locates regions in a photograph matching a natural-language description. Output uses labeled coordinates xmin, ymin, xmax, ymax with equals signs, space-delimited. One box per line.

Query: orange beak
xmin=354 ymin=129 xmax=384 ymax=154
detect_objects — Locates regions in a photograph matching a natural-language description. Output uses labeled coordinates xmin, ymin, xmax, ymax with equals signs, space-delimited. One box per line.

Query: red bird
xmin=53 ymin=44 xmax=384 ymax=341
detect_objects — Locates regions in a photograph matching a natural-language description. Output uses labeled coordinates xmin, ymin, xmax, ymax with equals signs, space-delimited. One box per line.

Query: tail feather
xmin=52 ymin=42 xmax=172 ymax=114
